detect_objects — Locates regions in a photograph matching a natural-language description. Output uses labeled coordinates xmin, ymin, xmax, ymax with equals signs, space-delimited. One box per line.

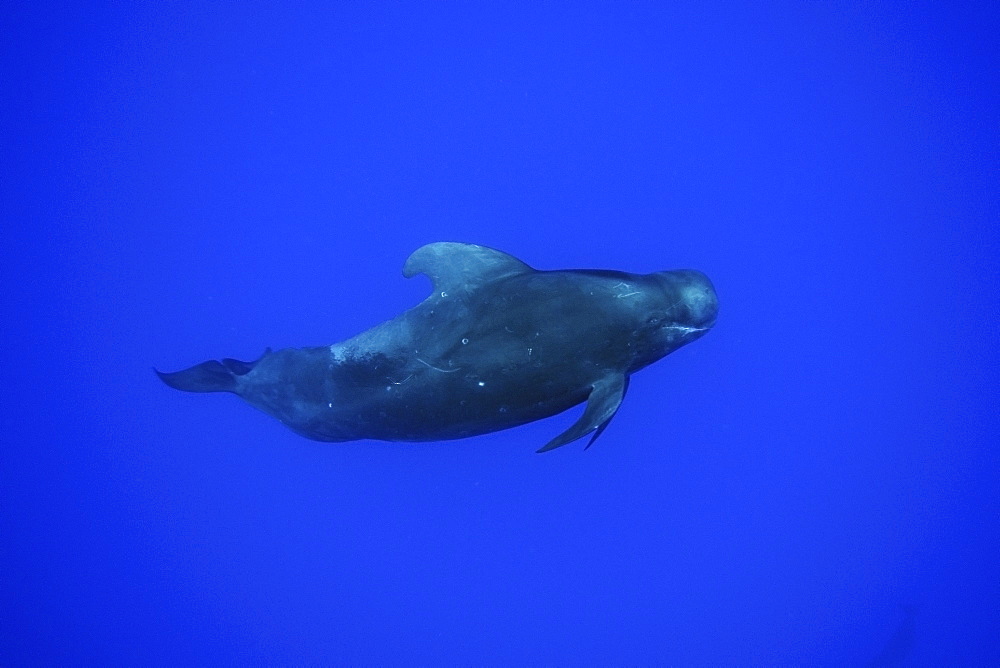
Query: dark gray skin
xmin=157 ymin=242 xmax=718 ymax=452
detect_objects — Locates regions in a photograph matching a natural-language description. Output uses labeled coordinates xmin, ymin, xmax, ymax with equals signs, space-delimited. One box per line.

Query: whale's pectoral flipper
xmin=155 ymin=354 xmax=264 ymax=394
xmin=536 ymin=373 xmax=630 ymax=453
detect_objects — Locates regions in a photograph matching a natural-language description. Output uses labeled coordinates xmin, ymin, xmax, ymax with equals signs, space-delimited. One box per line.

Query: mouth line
xmin=664 ymin=324 xmax=712 ymax=335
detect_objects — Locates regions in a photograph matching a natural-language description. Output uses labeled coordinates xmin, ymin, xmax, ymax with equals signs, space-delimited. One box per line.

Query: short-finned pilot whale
xmin=157 ymin=242 xmax=718 ymax=452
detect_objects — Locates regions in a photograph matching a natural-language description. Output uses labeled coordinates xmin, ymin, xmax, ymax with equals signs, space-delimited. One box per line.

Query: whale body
xmin=157 ymin=242 xmax=718 ymax=452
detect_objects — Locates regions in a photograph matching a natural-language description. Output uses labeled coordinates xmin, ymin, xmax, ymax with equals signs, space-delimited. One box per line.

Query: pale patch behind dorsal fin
xmin=403 ymin=242 xmax=534 ymax=297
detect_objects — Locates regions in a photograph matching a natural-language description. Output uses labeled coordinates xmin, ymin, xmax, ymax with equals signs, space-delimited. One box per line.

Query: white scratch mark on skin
xmin=611 ymin=281 xmax=640 ymax=298
xmin=416 ymin=358 xmax=461 ymax=373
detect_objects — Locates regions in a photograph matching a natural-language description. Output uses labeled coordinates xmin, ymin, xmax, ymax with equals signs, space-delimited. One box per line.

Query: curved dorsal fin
xmin=402 ymin=242 xmax=533 ymax=295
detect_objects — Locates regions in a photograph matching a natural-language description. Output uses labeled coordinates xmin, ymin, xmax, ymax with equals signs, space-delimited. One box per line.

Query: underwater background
xmin=3 ymin=2 xmax=998 ymax=665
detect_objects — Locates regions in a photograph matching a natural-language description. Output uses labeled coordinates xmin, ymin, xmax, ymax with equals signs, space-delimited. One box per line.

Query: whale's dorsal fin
xmin=403 ymin=242 xmax=533 ymax=296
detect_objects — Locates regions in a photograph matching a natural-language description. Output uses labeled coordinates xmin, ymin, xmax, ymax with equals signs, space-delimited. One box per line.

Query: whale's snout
xmin=655 ymin=269 xmax=718 ymax=330
xmin=676 ymin=269 xmax=718 ymax=329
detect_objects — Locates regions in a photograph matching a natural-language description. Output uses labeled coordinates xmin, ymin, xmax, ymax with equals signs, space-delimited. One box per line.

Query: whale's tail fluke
xmin=155 ymin=355 xmax=261 ymax=393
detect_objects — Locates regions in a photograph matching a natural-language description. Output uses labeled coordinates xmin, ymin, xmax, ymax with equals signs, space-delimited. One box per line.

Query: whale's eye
xmin=646 ymin=316 xmax=661 ymax=326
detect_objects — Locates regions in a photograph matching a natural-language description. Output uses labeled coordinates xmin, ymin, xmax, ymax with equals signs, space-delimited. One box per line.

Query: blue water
xmin=4 ymin=3 xmax=998 ymax=665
